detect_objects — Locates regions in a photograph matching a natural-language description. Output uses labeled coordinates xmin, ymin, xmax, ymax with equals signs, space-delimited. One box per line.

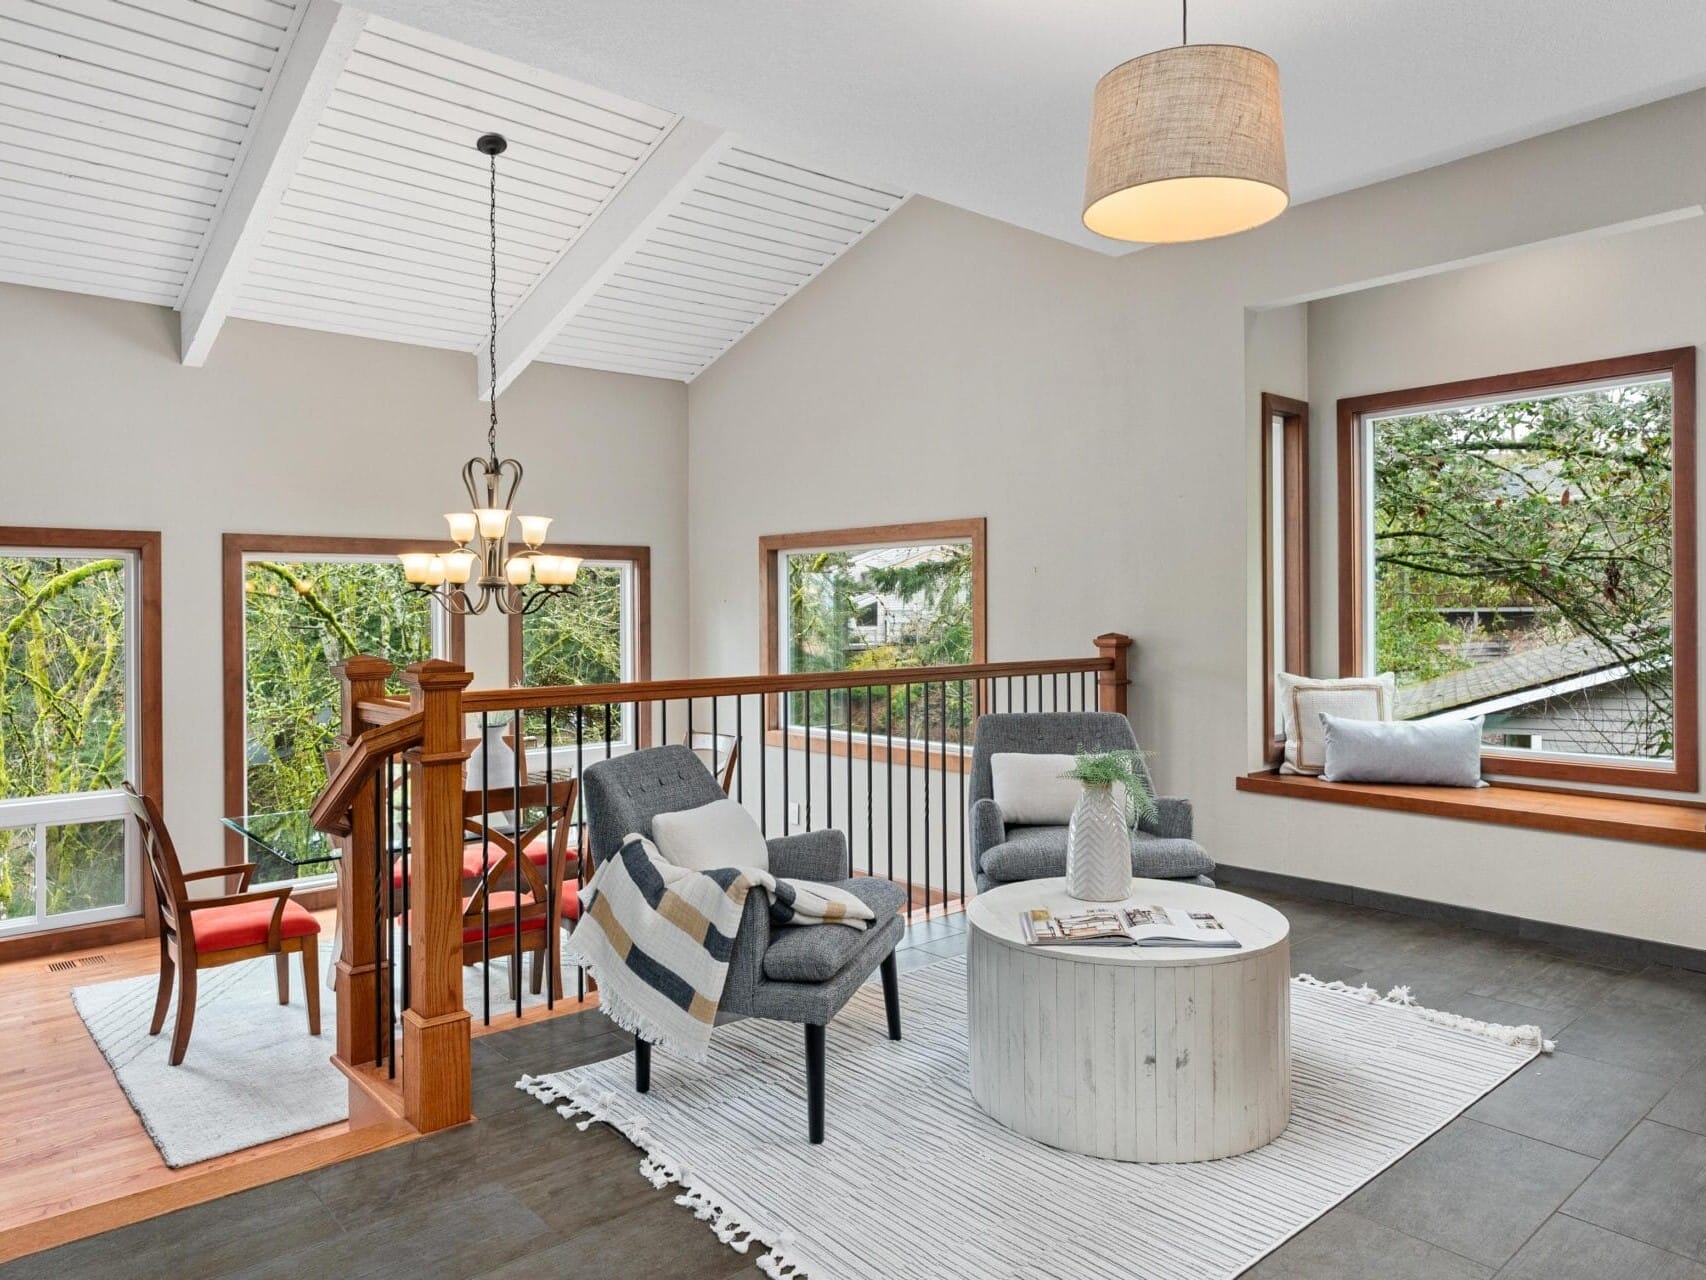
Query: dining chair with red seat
xmin=123 ymin=783 xmax=321 ymax=1066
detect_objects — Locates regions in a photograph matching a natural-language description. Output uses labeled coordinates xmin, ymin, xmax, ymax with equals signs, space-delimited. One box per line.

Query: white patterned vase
xmin=1065 ymin=782 xmax=1132 ymax=902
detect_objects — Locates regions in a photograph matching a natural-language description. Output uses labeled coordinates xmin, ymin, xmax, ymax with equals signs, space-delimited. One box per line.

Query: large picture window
xmin=508 ymin=545 xmax=649 ymax=747
xmin=0 ymin=528 xmax=160 ymax=944
xmin=760 ymin=519 xmax=986 ymax=744
xmin=223 ymin=535 xmax=461 ymax=883
xmin=1338 ymin=348 xmax=1696 ymax=789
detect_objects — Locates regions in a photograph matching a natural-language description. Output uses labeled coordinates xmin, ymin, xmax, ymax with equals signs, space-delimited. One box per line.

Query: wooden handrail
xmin=463 ymin=654 xmax=1115 ymax=714
xmin=309 ymin=712 xmax=424 ymax=837
xmin=356 ymin=697 xmax=413 ymax=725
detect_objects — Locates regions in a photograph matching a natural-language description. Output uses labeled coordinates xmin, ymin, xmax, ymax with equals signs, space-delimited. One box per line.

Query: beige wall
xmin=0 ymin=284 xmax=688 ymax=872
xmin=685 ymin=90 xmax=1706 ymax=949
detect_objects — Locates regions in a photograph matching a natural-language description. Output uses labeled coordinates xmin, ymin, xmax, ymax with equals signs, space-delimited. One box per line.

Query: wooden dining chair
xmin=685 ymin=730 xmax=739 ymax=794
xmin=123 ymin=784 xmax=321 ymax=1066
xmin=405 ymin=779 xmax=580 ymax=1002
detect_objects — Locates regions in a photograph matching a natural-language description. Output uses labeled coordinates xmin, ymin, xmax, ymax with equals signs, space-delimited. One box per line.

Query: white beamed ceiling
xmin=538 ymin=148 xmax=903 ymax=381
xmin=0 ymin=3 xmax=906 ymax=381
xmin=0 ymin=0 xmax=305 ymax=307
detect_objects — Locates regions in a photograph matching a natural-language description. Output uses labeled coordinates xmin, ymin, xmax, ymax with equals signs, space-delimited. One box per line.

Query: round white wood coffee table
xmin=966 ymin=877 xmax=1291 ymax=1162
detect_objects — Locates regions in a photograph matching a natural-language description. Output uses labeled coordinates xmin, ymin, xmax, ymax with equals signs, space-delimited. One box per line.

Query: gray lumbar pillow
xmin=1320 ymin=713 xmax=1485 ymax=787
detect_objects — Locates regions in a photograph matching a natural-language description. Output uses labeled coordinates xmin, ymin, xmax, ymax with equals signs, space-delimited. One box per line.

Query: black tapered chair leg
xmin=635 ymin=1034 xmax=651 ymax=1093
xmin=805 ymin=1022 xmax=826 ymax=1143
xmin=880 ymin=950 xmax=901 ymax=1041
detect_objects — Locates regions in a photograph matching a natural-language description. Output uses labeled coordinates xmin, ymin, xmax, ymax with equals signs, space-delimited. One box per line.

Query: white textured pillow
xmin=1275 ymin=671 xmax=1396 ymax=737
xmin=650 ymin=799 xmax=770 ymax=873
xmin=1283 ymin=677 xmax=1395 ymax=775
xmin=990 ymin=753 xmax=1082 ymax=825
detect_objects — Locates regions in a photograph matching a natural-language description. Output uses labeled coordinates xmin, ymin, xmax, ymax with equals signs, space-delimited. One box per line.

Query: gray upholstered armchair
xmin=969 ymin=712 xmax=1214 ymax=893
xmin=581 ymin=745 xmax=907 ymax=1143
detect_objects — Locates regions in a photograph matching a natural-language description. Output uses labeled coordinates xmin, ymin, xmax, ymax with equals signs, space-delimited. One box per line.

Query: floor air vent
xmin=46 ymin=954 xmax=112 ymax=973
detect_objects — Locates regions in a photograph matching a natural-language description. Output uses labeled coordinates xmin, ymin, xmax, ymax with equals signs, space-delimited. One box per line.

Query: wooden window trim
xmin=505 ymin=543 xmax=652 ymax=687
xmin=1260 ymin=394 xmax=1311 ymax=764
xmin=758 ymin=518 xmax=988 ymax=750
xmin=1237 ymin=770 xmax=1706 ymax=853
xmin=221 ymin=534 xmax=467 ymax=867
xmin=1336 ymin=347 xmax=1698 ymax=793
xmin=0 ymin=526 xmax=162 ymax=957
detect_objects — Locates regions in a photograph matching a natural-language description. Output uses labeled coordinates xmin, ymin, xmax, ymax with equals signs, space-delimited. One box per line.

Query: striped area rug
xmin=521 ymin=956 xmax=1546 ymax=1280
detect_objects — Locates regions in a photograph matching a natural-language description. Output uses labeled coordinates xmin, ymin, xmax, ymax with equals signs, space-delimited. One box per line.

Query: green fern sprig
xmin=1059 ymin=749 xmax=1158 ymax=829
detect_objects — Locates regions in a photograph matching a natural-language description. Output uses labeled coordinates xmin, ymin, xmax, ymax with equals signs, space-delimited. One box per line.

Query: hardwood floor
xmin=0 ymin=909 xmax=599 ymax=1242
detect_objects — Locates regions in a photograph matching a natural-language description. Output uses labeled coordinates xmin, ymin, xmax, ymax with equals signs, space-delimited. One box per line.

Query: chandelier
xmin=1082 ymin=0 xmax=1288 ymax=243
xmin=400 ymin=133 xmax=580 ymax=616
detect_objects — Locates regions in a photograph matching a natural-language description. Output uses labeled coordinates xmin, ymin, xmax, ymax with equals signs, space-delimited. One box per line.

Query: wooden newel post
xmin=332 ymin=654 xmax=394 ymax=1069
xmin=1095 ymin=632 xmax=1133 ymax=715
xmin=400 ymin=658 xmax=474 ymax=1133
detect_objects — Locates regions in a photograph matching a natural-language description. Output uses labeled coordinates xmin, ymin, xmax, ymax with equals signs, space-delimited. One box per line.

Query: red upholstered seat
xmin=392 ymin=837 xmax=555 ymax=889
xmin=420 ymin=882 xmax=582 ymax=946
xmin=191 ymin=898 xmax=321 ymax=952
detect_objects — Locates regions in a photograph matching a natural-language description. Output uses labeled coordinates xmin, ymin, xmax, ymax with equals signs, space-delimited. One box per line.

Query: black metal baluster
xmin=1006 ymin=675 xmax=1013 ymax=713
xmin=545 ymin=706 xmax=555 ymax=1011
xmin=939 ymin=680 xmax=949 ymax=911
xmin=782 ymin=690 xmax=790 ymax=837
xmin=865 ymin=686 xmax=874 ymax=876
xmin=660 ymin=698 xmax=668 ymax=746
xmin=1053 ymin=673 xmax=1060 ymax=711
xmin=372 ymin=761 xmax=384 ymax=1071
xmin=904 ymin=682 xmax=912 ymax=904
xmin=825 ymin=688 xmax=834 ymax=833
xmin=687 ymin=696 xmax=695 ymax=760
xmin=845 ymin=687 xmax=853 ymax=865
xmin=803 ymin=684 xmax=812 ymax=830
xmin=710 ymin=697 xmax=720 ymax=788
xmin=574 ymin=706 xmax=585 ymax=1002
xmin=1022 ymin=674 xmax=1029 ymax=712
xmin=735 ymin=695 xmax=744 ymax=803
xmin=760 ymin=693 xmax=768 ymax=836
xmin=400 ymin=756 xmax=410 ymax=1020
xmin=958 ymin=679 xmax=967 ymax=902
xmin=922 ymin=681 xmax=931 ymax=914
xmin=480 ymin=711 xmax=491 ymax=1027
xmin=885 ymin=684 xmax=894 ymax=882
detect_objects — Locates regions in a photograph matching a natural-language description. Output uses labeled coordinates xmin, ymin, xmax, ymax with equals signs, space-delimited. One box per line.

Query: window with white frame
xmin=0 ymin=543 xmax=145 ymax=937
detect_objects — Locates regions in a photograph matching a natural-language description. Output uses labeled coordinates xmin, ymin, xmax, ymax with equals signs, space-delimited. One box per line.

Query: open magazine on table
xmin=1018 ymin=903 xmax=1241 ymax=949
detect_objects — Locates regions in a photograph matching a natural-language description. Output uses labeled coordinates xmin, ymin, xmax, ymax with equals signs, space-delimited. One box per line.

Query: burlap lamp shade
xmin=1083 ymin=44 xmax=1288 ymax=243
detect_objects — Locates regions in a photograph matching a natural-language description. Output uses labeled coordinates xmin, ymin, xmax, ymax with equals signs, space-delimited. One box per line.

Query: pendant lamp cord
xmin=487 ymin=143 xmax=500 ymax=465
xmin=1181 ymin=0 xmax=1188 ymax=45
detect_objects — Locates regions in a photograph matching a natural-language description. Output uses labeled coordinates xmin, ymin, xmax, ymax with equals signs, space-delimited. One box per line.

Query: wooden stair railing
xmin=310 ymin=656 xmax=473 ymax=1136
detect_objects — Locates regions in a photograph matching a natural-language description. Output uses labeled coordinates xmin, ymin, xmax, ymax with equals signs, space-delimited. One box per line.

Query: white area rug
xmin=520 ymin=957 xmax=1548 ymax=1280
xmin=73 ymin=942 xmax=563 ymax=1167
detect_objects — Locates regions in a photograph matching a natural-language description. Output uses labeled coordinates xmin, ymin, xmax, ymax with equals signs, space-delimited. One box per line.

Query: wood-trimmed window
xmin=507 ymin=544 xmax=651 ymax=747
xmin=1337 ymin=348 xmax=1697 ymax=791
xmin=1261 ymin=394 xmax=1311 ymax=762
xmin=0 ymin=526 xmax=162 ymax=956
xmin=222 ymin=534 xmax=465 ymax=878
xmin=759 ymin=519 xmax=986 ymax=757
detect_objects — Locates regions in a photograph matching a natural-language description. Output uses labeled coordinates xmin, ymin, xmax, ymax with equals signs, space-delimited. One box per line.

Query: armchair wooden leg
xmin=302 ymin=940 xmax=321 ymax=1036
xmin=168 ymin=963 xmax=197 ymax=1066
xmin=880 ymin=951 xmax=901 ymax=1041
xmin=275 ymin=952 xmax=290 ymax=1005
xmin=149 ymin=941 xmax=173 ymax=1036
xmin=635 ymin=1035 xmax=651 ymax=1093
xmin=806 ymin=1023 xmax=826 ymax=1144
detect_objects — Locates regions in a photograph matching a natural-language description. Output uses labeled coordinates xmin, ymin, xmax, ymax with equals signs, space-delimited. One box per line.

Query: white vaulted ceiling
xmin=0 ymin=1 xmax=907 ymax=382
xmin=0 ymin=0 xmax=305 ymax=306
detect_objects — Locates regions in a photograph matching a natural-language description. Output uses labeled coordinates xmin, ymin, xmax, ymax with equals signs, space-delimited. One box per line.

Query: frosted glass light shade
xmin=1083 ymin=44 xmax=1288 ymax=244
xmin=443 ymin=550 xmax=477 ymax=584
xmin=475 ymin=507 xmax=512 ymax=540
xmin=518 ymin=515 xmax=552 ymax=547
xmin=536 ymin=555 xmax=582 ymax=586
xmin=505 ymin=556 xmax=532 ymax=586
xmin=424 ymin=556 xmax=447 ymax=586
xmin=399 ymin=553 xmax=434 ymax=584
xmin=444 ymin=512 xmax=478 ymax=544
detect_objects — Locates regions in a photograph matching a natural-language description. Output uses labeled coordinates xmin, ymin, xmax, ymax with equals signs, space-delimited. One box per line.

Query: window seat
xmin=1236 ymin=770 xmax=1706 ymax=852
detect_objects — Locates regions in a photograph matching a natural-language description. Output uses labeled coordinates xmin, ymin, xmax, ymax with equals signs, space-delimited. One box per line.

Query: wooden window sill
xmin=1236 ymin=770 xmax=1706 ymax=852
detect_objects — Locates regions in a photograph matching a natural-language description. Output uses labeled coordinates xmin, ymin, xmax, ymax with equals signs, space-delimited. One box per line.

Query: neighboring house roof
xmin=1395 ymin=634 xmax=1629 ymax=719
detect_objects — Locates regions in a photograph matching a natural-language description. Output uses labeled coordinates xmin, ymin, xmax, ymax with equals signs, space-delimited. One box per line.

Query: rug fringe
xmin=519 ymin=1071 xmax=810 ymax=1278
xmin=1293 ymin=973 xmax=1555 ymax=1052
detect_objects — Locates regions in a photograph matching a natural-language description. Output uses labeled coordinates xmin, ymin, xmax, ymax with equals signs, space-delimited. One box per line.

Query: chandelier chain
xmin=487 ymin=142 xmax=499 ymax=463
xmin=1182 ymin=0 xmax=1187 ymax=46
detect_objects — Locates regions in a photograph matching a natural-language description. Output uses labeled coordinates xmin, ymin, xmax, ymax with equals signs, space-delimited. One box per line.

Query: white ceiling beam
xmin=178 ymin=0 xmax=367 ymax=366
xmin=478 ymin=118 xmax=732 ymax=398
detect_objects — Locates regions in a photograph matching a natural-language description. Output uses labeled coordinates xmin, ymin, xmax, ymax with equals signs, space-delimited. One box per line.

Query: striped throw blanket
xmin=567 ymin=834 xmax=875 ymax=1060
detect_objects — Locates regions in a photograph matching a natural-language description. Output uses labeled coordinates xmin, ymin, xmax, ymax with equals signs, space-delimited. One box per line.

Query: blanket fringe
xmin=561 ymin=950 xmax=714 ymax=1063
xmin=519 ymin=1070 xmax=810 ymax=1279
xmin=1294 ymin=973 xmax=1556 ymax=1053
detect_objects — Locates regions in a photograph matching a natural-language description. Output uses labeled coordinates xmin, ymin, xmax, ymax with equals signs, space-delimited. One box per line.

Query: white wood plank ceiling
xmin=537 ymin=147 xmax=904 ymax=381
xmin=0 ymin=0 xmax=305 ymax=306
xmin=0 ymin=2 xmax=907 ymax=381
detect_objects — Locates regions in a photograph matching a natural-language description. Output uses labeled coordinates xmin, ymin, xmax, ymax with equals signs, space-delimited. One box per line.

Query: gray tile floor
xmin=8 ymin=889 xmax=1706 ymax=1280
